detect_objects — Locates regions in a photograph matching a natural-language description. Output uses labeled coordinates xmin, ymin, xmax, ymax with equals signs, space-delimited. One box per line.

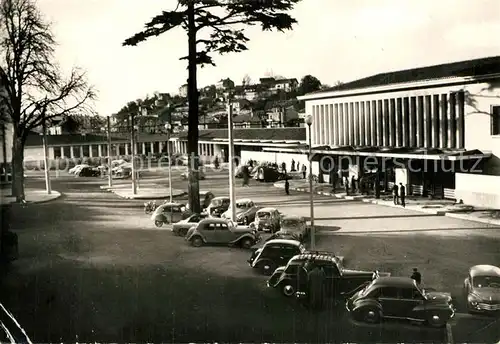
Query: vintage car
xmin=347 ymin=277 xmax=454 ymax=328
xmin=254 ymin=166 xmax=287 ymax=182
xmin=267 ymin=251 xmax=386 ymax=298
xmin=205 ymin=196 xmax=230 ymax=217
xmin=185 ymin=191 xmax=215 ymax=212
xmin=248 ymin=239 xmax=306 ymax=275
xmin=180 ymin=169 xmax=206 ymax=180
xmin=185 ymin=218 xmax=261 ymax=248
xmin=221 ymin=198 xmax=259 ymax=225
xmin=68 ymin=164 xmax=89 ymax=174
xmin=277 ymin=215 xmax=309 ymax=241
xmin=251 ymin=207 xmax=281 ymax=232
xmin=172 ymin=213 xmax=208 ymax=237
xmin=0 ymin=302 xmax=32 ymax=343
xmin=77 ymin=166 xmax=101 ymax=177
xmin=265 ymin=231 xmax=302 ymax=242
xmin=151 ymin=202 xmax=188 ymax=227
xmin=464 ymin=264 xmax=500 ymax=313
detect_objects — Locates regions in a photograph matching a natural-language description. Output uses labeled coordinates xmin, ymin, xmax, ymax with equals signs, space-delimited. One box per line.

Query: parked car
xmin=221 ymin=198 xmax=259 ymax=225
xmin=206 ymin=196 xmax=230 ymax=217
xmin=254 ymin=166 xmax=286 ymax=182
xmin=267 ymin=251 xmax=386 ymax=298
xmin=180 ymin=169 xmax=206 ymax=180
xmin=77 ymin=167 xmax=100 ymax=177
xmin=69 ymin=164 xmax=89 ymax=174
xmin=0 ymin=302 xmax=32 ymax=343
xmin=347 ymin=277 xmax=454 ymax=328
xmin=265 ymin=231 xmax=302 ymax=242
xmin=464 ymin=264 xmax=500 ymax=313
xmin=278 ymin=215 xmax=309 ymax=242
xmin=185 ymin=218 xmax=261 ymax=248
xmin=248 ymin=239 xmax=306 ymax=275
xmin=151 ymin=202 xmax=188 ymax=227
xmin=251 ymin=207 xmax=281 ymax=233
xmin=172 ymin=213 xmax=208 ymax=236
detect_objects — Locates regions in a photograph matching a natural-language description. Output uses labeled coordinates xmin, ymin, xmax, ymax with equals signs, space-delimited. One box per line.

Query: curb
xmin=111 ymin=191 xmax=187 ymax=200
xmin=445 ymin=212 xmax=500 ymax=226
xmin=0 ymin=190 xmax=62 ymax=205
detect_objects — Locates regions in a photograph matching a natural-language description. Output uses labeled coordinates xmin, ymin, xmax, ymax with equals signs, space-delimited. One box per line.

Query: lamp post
xmin=226 ymin=96 xmax=236 ymax=222
xmin=165 ymin=123 xmax=173 ymax=203
xmin=41 ymin=109 xmax=51 ymax=194
xmin=130 ymin=112 xmax=138 ymax=195
xmin=305 ymin=114 xmax=315 ymax=250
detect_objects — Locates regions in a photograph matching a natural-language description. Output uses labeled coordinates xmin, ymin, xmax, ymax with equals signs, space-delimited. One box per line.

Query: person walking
xmin=302 ymin=165 xmax=307 ymax=179
xmin=242 ymin=165 xmax=249 ymax=187
xmin=344 ymin=176 xmax=349 ymax=195
xmin=351 ymin=175 xmax=356 ymax=194
xmin=411 ymin=268 xmax=422 ymax=287
xmin=392 ymin=183 xmax=399 ymax=205
xmin=291 ymin=159 xmax=296 ymax=171
xmin=285 ymin=178 xmax=290 ymax=195
xmin=399 ymin=182 xmax=406 ymax=207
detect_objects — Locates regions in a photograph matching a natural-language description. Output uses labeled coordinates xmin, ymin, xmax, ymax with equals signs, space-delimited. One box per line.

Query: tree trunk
xmin=11 ymin=133 xmax=25 ymax=202
xmin=186 ymin=2 xmax=200 ymax=214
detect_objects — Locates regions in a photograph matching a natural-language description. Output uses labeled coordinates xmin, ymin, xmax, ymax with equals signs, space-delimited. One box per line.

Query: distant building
xmin=178 ymin=84 xmax=188 ymax=98
xmin=216 ymin=78 xmax=235 ymax=90
xmin=259 ymin=77 xmax=298 ymax=93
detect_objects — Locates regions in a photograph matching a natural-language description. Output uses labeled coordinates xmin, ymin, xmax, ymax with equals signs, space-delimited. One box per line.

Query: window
xmin=491 ymin=106 xmax=500 ymax=135
xmin=189 ymin=215 xmax=199 ymax=223
xmin=53 ymin=147 xmax=62 ymax=158
xmin=219 ymin=223 xmax=228 ymax=230
xmin=380 ymin=287 xmax=399 ymax=298
xmin=400 ymin=287 xmax=422 ymax=300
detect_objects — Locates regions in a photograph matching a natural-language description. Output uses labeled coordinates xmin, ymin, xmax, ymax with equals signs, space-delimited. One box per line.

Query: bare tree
xmin=123 ymin=0 xmax=300 ymax=213
xmin=242 ymin=74 xmax=252 ymax=86
xmin=0 ymin=0 xmax=95 ymax=201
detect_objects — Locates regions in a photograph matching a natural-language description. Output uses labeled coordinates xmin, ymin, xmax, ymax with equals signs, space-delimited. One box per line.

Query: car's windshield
xmin=473 ymin=275 xmax=500 ymax=288
xmin=210 ymin=199 xmax=227 ymax=207
xmin=281 ymin=219 xmax=302 ymax=228
xmin=236 ymin=202 xmax=249 ymax=209
xmin=257 ymin=212 xmax=271 ymax=219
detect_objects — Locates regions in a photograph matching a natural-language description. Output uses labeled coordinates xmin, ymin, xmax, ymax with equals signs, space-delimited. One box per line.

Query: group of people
xmin=392 ymin=182 xmax=407 ymax=207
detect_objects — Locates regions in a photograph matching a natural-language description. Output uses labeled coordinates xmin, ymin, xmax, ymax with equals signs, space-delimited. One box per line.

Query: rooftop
xmin=310 ymin=55 xmax=500 ymax=95
xmin=173 ymin=127 xmax=306 ymax=142
xmin=373 ymin=276 xmax=416 ymax=287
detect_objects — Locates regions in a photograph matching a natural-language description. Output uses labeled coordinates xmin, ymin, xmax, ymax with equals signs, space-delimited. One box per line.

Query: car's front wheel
xmin=240 ymin=238 xmax=253 ymax=249
xmin=191 ymin=236 xmax=203 ymax=247
xmin=154 ymin=220 xmax=163 ymax=228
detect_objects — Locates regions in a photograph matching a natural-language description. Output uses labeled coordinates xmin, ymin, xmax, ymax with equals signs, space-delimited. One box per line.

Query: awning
xmin=263 ymin=145 xmax=492 ymax=161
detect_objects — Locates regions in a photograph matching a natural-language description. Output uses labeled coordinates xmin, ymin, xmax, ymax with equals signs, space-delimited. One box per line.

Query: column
xmin=316 ymin=105 xmax=321 ymax=146
xmin=371 ymin=100 xmax=377 ymax=146
xmin=396 ymin=98 xmax=403 ymax=147
xmin=424 ymin=95 xmax=432 ymax=148
xmin=334 ymin=104 xmax=340 ymax=146
xmin=314 ymin=105 xmax=320 ymax=145
xmin=79 ymin=145 xmax=84 ymax=157
xmin=457 ymin=91 xmax=465 ymax=149
xmin=98 ymin=144 xmax=102 ymax=157
xmin=142 ymin=142 xmax=146 ymax=155
xmin=360 ymin=101 xmax=366 ymax=146
xmin=440 ymin=94 xmax=448 ymax=149
xmin=354 ymin=102 xmax=361 ymax=146
xmin=150 ymin=142 xmax=155 ymax=154
xmin=402 ymin=97 xmax=410 ymax=147
xmin=338 ymin=104 xmax=344 ymax=145
xmin=324 ymin=105 xmax=330 ymax=145
xmin=448 ymin=93 xmax=456 ymax=149
xmin=432 ymin=94 xmax=440 ymax=148
xmin=89 ymin=144 xmax=94 ymax=157
xmin=378 ymin=100 xmax=384 ymax=146
xmin=349 ymin=102 xmax=355 ymax=145
xmin=409 ymin=97 xmax=417 ymax=147
xmin=389 ymin=99 xmax=396 ymax=147
xmin=383 ymin=99 xmax=389 ymax=146
xmin=329 ymin=104 xmax=335 ymax=146
xmin=364 ymin=101 xmax=371 ymax=146
xmin=417 ymin=96 xmax=425 ymax=147
xmin=125 ymin=143 xmax=129 ymax=155
xmin=344 ymin=103 xmax=349 ymax=145
xmin=70 ymin=145 xmax=75 ymax=158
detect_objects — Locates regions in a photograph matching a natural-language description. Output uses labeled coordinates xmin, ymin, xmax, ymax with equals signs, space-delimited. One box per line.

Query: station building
xmin=292 ymin=56 xmax=500 ymax=208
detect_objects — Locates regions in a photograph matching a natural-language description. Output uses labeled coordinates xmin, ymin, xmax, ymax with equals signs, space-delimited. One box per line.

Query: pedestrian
xmin=291 ymin=159 xmax=296 ymax=171
xmin=399 ymin=182 xmax=406 ymax=207
xmin=242 ymin=165 xmax=249 ymax=187
xmin=331 ymin=170 xmax=338 ymax=192
xmin=296 ymin=162 xmax=300 ymax=173
xmin=392 ymin=183 xmax=399 ymax=205
xmin=285 ymin=178 xmax=290 ymax=195
xmin=411 ymin=268 xmax=422 ymax=286
xmin=307 ymin=264 xmax=326 ymax=310
xmin=281 ymin=162 xmax=286 ymax=173
xmin=302 ymin=165 xmax=307 ymax=179
xmin=351 ymin=175 xmax=356 ymax=194
xmin=344 ymin=176 xmax=349 ymax=195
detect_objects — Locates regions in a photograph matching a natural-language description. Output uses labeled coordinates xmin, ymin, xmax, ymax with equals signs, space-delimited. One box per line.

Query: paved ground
xmin=0 ymin=168 xmax=498 ymax=343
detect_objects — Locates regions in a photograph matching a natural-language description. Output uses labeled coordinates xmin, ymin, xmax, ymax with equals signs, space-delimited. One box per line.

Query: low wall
xmin=240 ymin=150 xmax=309 ymax=169
xmin=455 ymin=173 xmax=500 ymax=209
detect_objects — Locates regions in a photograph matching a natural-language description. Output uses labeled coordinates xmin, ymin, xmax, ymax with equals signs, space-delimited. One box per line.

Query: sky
xmin=38 ymin=0 xmax=500 ymax=116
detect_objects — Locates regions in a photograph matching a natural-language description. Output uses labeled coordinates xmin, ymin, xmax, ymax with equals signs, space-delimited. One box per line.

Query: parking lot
xmin=1 ymin=168 xmax=498 ymax=342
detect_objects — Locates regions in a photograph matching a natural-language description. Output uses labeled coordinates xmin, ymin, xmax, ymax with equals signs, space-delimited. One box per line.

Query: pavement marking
xmin=446 ymin=323 xmax=454 ymax=344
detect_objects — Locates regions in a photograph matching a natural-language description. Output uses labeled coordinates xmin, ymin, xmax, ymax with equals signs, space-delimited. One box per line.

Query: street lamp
xmin=305 ymin=114 xmax=315 ymax=250
xmin=165 ymin=122 xmax=173 ymax=203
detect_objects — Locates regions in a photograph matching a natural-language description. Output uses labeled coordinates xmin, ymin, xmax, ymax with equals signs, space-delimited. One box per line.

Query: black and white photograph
xmin=1 ymin=0 xmax=500 ymax=343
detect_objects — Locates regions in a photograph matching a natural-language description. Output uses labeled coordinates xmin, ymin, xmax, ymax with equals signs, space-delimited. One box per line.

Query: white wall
xmin=455 ymin=172 xmax=500 ymax=208
xmin=24 ymin=146 xmax=54 ymax=161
